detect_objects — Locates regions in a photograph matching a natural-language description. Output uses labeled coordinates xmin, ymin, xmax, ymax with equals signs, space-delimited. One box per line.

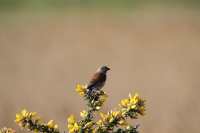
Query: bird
xmin=87 ymin=65 xmax=110 ymax=94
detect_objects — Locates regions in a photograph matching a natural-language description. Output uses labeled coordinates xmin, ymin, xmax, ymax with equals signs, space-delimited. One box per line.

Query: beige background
xmin=0 ymin=7 xmax=200 ymax=133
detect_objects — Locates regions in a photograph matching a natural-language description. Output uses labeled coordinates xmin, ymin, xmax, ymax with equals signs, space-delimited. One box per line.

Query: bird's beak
xmin=107 ymin=67 xmax=111 ymax=71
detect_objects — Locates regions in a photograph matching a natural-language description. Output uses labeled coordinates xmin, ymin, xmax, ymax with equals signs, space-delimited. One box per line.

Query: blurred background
xmin=0 ymin=0 xmax=200 ymax=133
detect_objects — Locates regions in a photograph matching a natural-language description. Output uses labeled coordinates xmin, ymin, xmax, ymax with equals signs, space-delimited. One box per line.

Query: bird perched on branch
xmin=87 ymin=65 xmax=110 ymax=94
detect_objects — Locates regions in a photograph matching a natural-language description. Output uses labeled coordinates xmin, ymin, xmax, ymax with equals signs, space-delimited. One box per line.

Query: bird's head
xmin=97 ymin=65 xmax=110 ymax=73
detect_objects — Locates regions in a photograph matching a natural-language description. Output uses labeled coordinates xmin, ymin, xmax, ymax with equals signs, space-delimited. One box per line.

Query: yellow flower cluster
xmin=67 ymin=114 xmax=95 ymax=133
xmin=15 ymin=109 xmax=59 ymax=133
xmin=0 ymin=127 xmax=16 ymax=133
xmin=15 ymin=109 xmax=38 ymax=124
xmin=97 ymin=111 xmax=127 ymax=128
xmin=80 ymin=110 xmax=88 ymax=118
xmin=47 ymin=120 xmax=59 ymax=130
xmin=82 ymin=121 xmax=94 ymax=130
xmin=90 ymin=93 xmax=145 ymax=132
xmin=75 ymin=84 xmax=87 ymax=96
xmin=120 ymin=93 xmax=145 ymax=117
xmin=67 ymin=115 xmax=80 ymax=133
xmin=96 ymin=106 xmax=143 ymax=132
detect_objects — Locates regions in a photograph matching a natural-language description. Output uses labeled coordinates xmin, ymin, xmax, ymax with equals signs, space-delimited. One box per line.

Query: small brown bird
xmin=87 ymin=65 xmax=110 ymax=94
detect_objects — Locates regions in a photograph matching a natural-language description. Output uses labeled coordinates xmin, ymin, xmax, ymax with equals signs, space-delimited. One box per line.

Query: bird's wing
xmin=87 ymin=72 xmax=106 ymax=89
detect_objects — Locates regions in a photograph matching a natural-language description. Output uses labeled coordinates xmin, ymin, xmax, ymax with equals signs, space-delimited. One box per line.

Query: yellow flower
xmin=99 ymin=112 xmax=107 ymax=121
xmin=120 ymin=99 xmax=129 ymax=107
xmin=15 ymin=114 xmax=24 ymax=123
xmin=29 ymin=112 xmax=37 ymax=117
xmin=95 ymin=106 xmax=101 ymax=110
xmin=0 ymin=127 xmax=16 ymax=133
xmin=130 ymin=93 xmax=139 ymax=104
xmin=47 ymin=120 xmax=53 ymax=128
xmin=54 ymin=124 xmax=58 ymax=129
xmin=80 ymin=110 xmax=88 ymax=118
xmin=21 ymin=109 xmax=28 ymax=117
xmin=47 ymin=120 xmax=58 ymax=129
xmin=126 ymin=125 xmax=131 ymax=130
xmin=138 ymin=106 xmax=145 ymax=115
xmin=118 ymin=119 xmax=127 ymax=126
xmin=111 ymin=111 xmax=121 ymax=117
xmin=75 ymin=84 xmax=86 ymax=96
xmin=67 ymin=115 xmax=76 ymax=124
xmin=67 ymin=115 xmax=80 ymax=133
xmin=96 ymin=120 xmax=103 ymax=126
xmin=84 ymin=121 xmax=93 ymax=128
xmin=109 ymin=117 xmax=114 ymax=123
xmin=69 ymin=122 xmax=80 ymax=133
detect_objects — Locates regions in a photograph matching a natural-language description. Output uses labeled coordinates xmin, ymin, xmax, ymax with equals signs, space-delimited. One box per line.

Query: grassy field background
xmin=0 ymin=1 xmax=200 ymax=133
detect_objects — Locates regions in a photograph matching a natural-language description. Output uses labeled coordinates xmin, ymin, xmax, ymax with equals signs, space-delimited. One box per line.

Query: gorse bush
xmin=1 ymin=82 xmax=146 ymax=133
